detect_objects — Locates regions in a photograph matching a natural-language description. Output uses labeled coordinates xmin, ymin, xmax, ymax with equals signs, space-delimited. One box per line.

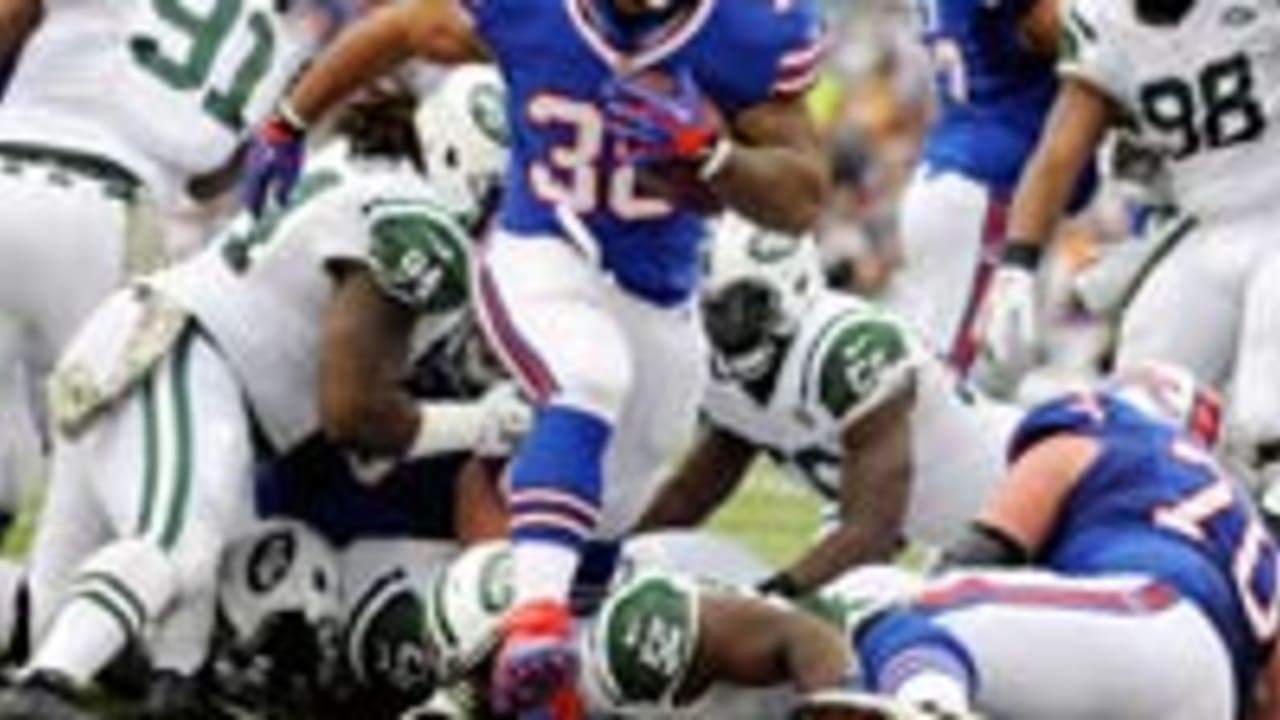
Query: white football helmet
xmin=1108 ymin=360 xmax=1223 ymax=446
xmin=701 ymin=212 xmax=824 ymax=379
xmin=415 ymin=65 xmax=511 ymax=228
xmin=421 ymin=541 xmax=512 ymax=682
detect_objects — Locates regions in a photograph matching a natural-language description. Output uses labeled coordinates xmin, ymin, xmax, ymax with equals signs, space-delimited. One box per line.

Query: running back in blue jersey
xmin=458 ymin=0 xmax=825 ymax=304
xmin=914 ymin=0 xmax=1094 ymax=206
xmin=1009 ymin=391 xmax=1280 ymax=691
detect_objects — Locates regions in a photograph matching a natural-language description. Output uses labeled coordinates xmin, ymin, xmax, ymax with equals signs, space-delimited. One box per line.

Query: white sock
xmin=26 ymin=598 xmax=128 ymax=685
xmin=150 ymin=592 xmax=216 ymax=675
xmin=512 ymin=540 xmax=580 ymax=607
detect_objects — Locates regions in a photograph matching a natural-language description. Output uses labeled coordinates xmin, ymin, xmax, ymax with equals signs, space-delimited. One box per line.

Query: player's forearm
xmin=780 ymin=524 xmax=899 ymax=595
xmin=633 ymin=430 xmax=755 ymax=531
xmin=710 ymin=145 xmax=829 ymax=235
xmin=0 ymin=0 xmax=38 ymax=56
xmin=1005 ymin=143 xmax=1084 ymax=253
xmin=777 ymin=610 xmax=856 ymax=695
xmin=285 ymin=5 xmax=417 ymax=126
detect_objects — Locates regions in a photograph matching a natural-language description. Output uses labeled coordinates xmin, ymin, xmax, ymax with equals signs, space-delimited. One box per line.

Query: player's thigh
xmin=1116 ymin=234 xmax=1238 ymax=387
xmin=597 ymin=291 xmax=707 ymax=535
xmin=474 ymin=233 xmax=632 ymax=420
xmin=0 ymin=173 xmax=128 ymax=368
xmin=890 ymin=169 xmax=999 ymax=359
xmin=1229 ymin=247 xmax=1280 ymax=443
xmin=925 ymin=571 xmax=1235 ymax=720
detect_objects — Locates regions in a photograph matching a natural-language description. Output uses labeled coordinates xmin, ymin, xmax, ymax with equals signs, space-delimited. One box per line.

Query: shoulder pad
xmin=805 ymin=310 xmax=915 ymax=425
xmin=592 ymin=572 xmax=700 ymax=708
xmin=364 ymin=198 xmax=470 ymax=313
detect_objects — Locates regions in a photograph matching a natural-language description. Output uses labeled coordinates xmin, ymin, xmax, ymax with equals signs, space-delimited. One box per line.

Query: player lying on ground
xmin=239 ymin=0 xmax=832 ymax=712
xmin=818 ymin=363 xmax=1275 ymax=719
xmin=637 ymin=214 xmax=1020 ymax=597
xmin=0 ymin=69 xmax=527 ymax=720
xmin=391 ymin=540 xmax=856 ymax=719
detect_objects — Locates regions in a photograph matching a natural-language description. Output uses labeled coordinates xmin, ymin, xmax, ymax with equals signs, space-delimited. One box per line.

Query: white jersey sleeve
xmin=1058 ymin=0 xmax=1128 ymax=100
xmin=799 ymin=305 xmax=921 ymax=433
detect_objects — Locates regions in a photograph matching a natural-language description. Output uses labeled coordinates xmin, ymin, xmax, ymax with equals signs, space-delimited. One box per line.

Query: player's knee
xmin=856 ymin=609 xmax=978 ymax=695
xmin=74 ymin=538 xmax=180 ymax=635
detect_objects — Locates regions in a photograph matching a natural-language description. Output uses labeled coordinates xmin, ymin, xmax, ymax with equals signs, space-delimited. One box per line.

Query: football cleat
xmin=0 ymin=670 xmax=94 ymax=720
xmin=490 ymin=600 xmax=578 ymax=715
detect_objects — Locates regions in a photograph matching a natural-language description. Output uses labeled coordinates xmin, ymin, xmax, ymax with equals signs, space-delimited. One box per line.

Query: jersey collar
xmin=565 ymin=0 xmax=716 ymax=73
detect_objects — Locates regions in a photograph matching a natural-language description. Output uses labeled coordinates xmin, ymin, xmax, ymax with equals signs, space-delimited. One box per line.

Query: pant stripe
xmin=475 ymin=260 xmax=558 ymax=402
xmin=136 ymin=375 xmax=159 ymax=535
xmin=159 ymin=334 xmax=194 ymax=549
xmin=918 ymin=576 xmax=1178 ymax=615
xmin=947 ymin=196 xmax=1006 ymax=373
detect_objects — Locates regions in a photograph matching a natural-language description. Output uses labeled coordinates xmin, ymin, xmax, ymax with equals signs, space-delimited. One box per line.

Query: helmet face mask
xmin=701 ymin=214 xmax=823 ymax=382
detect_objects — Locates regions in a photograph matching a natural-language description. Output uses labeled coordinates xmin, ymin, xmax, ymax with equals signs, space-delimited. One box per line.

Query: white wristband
xmin=698 ymin=137 xmax=734 ymax=181
xmin=277 ymin=98 xmax=309 ymax=132
xmin=406 ymin=400 xmax=487 ymax=459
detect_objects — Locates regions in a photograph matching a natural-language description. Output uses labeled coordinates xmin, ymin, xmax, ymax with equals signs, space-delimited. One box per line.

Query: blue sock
xmin=856 ymin=609 xmax=979 ymax=697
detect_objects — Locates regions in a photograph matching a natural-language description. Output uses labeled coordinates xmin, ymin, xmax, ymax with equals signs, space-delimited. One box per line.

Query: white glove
xmin=473 ymin=382 xmax=534 ymax=458
xmin=977 ymin=264 xmax=1040 ymax=382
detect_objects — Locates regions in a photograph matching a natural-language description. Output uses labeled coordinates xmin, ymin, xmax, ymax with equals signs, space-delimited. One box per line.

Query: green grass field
xmin=707 ymin=457 xmax=820 ymax=567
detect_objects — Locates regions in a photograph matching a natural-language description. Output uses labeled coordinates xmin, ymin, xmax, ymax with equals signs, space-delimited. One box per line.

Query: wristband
xmin=406 ymin=400 xmax=486 ymax=459
xmin=1000 ymin=241 xmax=1043 ymax=270
xmin=757 ymin=571 xmax=803 ymax=599
xmin=276 ymin=98 xmax=310 ymax=133
xmin=697 ymin=136 xmax=734 ymax=182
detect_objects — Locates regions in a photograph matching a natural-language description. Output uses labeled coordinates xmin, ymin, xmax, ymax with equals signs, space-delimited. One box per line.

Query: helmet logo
xmin=479 ymin=551 xmax=514 ymax=612
xmin=468 ymin=83 xmax=511 ymax=147
xmin=247 ymin=529 xmax=296 ymax=594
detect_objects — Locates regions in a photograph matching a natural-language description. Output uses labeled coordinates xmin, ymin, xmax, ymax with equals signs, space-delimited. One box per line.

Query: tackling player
xmin=0 ymin=69 xmax=523 ymax=719
xmin=889 ymin=0 xmax=1094 ymax=395
xmin=238 ymin=0 xmax=832 ymax=711
xmin=978 ymin=0 xmax=1280 ymax=474
xmin=0 ymin=0 xmax=319 ymax=529
xmin=824 ymin=365 xmax=1267 ymax=719
xmin=638 ymin=214 xmax=1019 ymax=596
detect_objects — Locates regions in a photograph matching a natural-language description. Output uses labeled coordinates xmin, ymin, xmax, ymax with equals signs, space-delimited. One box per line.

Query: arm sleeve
xmin=803 ymin=310 xmax=921 ymax=430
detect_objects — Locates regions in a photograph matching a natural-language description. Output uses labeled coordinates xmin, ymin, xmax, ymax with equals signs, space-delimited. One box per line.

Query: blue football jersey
xmin=915 ymin=0 xmax=1094 ymax=206
xmin=460 ymin=0 xmax=825 ymax=304
xmin=1010 ymin=391 xmax=1280 ymax=694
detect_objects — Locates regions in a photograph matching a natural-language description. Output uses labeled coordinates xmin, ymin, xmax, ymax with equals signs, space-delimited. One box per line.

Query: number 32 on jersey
xmin=528 ymin=94 xmax=674 ymax=221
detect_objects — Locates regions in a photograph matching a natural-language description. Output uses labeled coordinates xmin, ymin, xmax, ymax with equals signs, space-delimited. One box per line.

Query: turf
xmin=706 ymin=457 xmax=820 ymax=567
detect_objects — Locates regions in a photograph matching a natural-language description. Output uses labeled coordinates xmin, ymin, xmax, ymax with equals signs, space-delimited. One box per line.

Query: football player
xmin=978 ymin=0 xmax=1280 ymax=475
xmin=637 ymin=214 xmax=1020 ymax=597
xmin=887 ymin=0 xmax=1095 ymax=396
xmin=384 ymin=539 xmax=855 ymax=719
xmin=0 ymin=68 xmax=524 ymax=719
xmin=0 ymin=0 xmax=320 ymax=527
xmin=823 ymin=365 xmax=1264 ymax=719
xmin=238 ymin=0 xmax=832 ymax=711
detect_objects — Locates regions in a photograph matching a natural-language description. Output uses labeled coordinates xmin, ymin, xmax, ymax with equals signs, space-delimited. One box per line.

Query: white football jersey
xmin=703 ymin=291 xmax=1019 ymax=547
xmin=0 ymin=0 xmax=311 ymax=205
xmin=149 ymin=152 xmax=474 ymax=451
xmin=1061 ymin=0 xmax=1280 ymax=221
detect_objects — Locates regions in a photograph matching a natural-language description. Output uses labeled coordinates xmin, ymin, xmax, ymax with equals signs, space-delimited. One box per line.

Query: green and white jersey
xmin=702 ymin=290 xmax=1018 ymax=547
xmin=1060 ymin=0 xmax=1280 ymax=221
xmin=150 ymin=151 xmax=473 ymax=451
xmin=0 ymin=0 xmax=311 ymax=206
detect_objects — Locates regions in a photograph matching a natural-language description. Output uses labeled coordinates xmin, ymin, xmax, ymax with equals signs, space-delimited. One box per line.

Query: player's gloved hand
xmin=241 ymin=102 xmax=308 ymax=216
xmin=977 ymin=243 xmax=1042 ymax=383
xmin=474 ymin=382 xmax=534 ymax=457
xmin=601 ymin=68 xmax=729 ymax=177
